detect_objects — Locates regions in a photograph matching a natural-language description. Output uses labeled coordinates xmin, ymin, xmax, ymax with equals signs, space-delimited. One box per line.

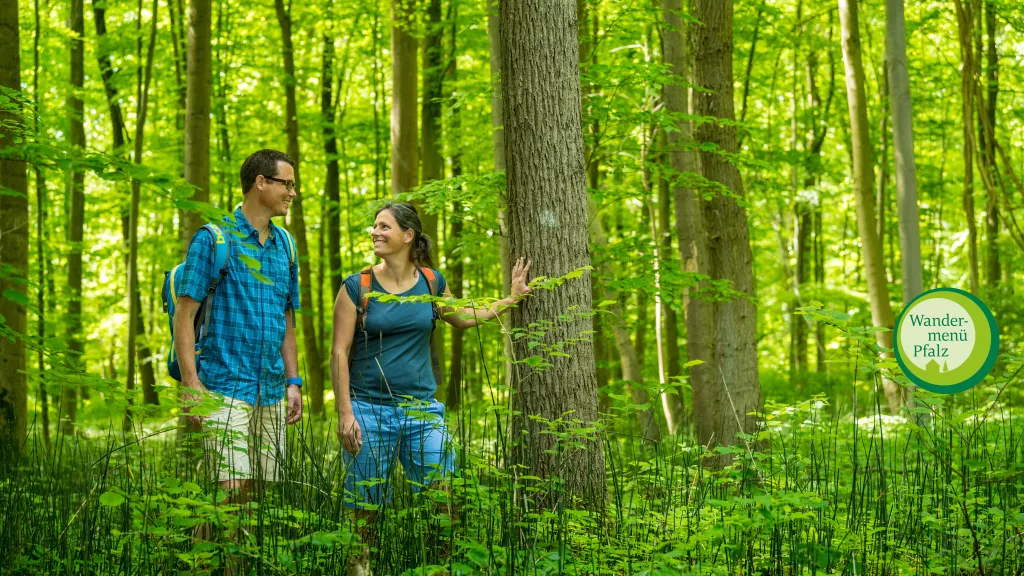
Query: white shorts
xmin=204 ymin=396 xmax=287 ymax=484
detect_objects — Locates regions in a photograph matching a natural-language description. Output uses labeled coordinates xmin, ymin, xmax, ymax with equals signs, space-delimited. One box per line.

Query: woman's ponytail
xmin=413 ymin=233 xmax=435 ymax=269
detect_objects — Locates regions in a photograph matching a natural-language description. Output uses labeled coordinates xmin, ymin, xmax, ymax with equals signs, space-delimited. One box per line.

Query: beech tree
xmin=0 ymin=0 xmax=27 ymax=452
xmin=502 ymin=0 xmax=605 ymax=504
xmin=690 ymin=0 xmax=762 ymax=450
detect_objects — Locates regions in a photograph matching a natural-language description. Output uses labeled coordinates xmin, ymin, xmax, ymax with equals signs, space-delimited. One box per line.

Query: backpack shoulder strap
xmin=418 ymin=266 xmax=439 ymax=297
xmin=356 ymin=266 xmax=373 ymax=332
xmin=199 ymin=223 xmax=231 ymax=337
xmin=203 ymin=224 xmax=231 ymax=289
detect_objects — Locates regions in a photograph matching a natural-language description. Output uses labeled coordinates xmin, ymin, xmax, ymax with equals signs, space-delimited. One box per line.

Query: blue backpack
xmin=161 ymin=223 xmax=298 ymax=381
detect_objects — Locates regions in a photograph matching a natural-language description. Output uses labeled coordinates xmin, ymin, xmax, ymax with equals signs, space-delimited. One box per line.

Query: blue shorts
xmin=342 ymin=398 xmax=455 ymax=509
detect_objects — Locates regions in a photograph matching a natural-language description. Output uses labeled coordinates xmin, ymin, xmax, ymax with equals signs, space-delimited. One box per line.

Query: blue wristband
xmin=286 ymin=377 xmax=302 ymax=387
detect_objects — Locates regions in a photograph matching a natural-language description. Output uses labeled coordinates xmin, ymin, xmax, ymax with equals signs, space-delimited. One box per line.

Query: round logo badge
xmin=894 ymin=288 xmax=999 ymax=394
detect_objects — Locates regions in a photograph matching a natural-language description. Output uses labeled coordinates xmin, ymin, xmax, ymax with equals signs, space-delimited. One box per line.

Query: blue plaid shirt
xmin=178 ymin=207 xmax=301 ymax=406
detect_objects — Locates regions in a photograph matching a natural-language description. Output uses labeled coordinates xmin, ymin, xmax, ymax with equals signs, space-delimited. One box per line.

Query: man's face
xmin=257 ymin=161 xmax=296 ymax=217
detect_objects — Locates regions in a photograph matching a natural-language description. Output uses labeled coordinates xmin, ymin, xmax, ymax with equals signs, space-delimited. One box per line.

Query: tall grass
xmin=4 ymin=347 xmax=1024 ymax=574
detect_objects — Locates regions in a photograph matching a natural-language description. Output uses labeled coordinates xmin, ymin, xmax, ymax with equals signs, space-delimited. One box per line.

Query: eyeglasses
xmin=263 ymin=176 xmax=295 ymax=191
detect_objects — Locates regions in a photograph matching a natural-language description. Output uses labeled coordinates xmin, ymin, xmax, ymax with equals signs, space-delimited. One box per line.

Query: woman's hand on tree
xmin=338 ymin=411 xmax=362 ymax=456
xmin=511 ymin=257 xmax=533 ymax=301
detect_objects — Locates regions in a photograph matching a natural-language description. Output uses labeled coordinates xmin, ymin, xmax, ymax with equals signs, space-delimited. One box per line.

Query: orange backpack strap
xmin=419 ymin=266 xmax=441 ymax=324
xmin=356 ymin=266 xmax=373 ymax=332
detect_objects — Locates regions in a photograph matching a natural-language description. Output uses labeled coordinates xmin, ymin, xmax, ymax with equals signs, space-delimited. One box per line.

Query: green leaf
xmin=683 ymin=359 xmax=704 ymax=368
xmin=2 ymin=289 xmax=29 ymax=306
xmin=249 ymin=270 xmax=272 ymax=285
xmin=99 ymin=491 xmax=125 ymax=507
xmin=238 ymin=254 xmax=261 ymax=271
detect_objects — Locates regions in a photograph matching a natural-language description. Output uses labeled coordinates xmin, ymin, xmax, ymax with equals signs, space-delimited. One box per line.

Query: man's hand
xmin=286 ymin=384 xmax=303 ymax=425
xmin=338 ymin=410 xmax=362 ymax=456
xmin=181 ymin=377 xmax=206 ymax=426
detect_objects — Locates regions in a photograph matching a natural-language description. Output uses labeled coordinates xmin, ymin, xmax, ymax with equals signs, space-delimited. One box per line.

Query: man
xmin=173 ymin=149 xmax=303 ymax=505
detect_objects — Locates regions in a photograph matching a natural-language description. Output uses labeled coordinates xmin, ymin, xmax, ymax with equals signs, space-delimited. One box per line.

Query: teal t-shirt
xmin=344 ymin=268 xmax=447 ymax=404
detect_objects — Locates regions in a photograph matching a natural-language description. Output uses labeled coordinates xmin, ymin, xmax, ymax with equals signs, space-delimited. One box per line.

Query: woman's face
xmin=372 ymin=209 xmax=412 ymax=258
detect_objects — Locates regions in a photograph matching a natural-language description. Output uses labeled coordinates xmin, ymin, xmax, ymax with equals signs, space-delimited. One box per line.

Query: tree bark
xmin=488 ymin=0 xmax=514 ymax=389
xmin=982 ymin=0 xmax=999 ymax=287
xmin=63 ymin=0 xmax=87 ymax=435
xmin=664 ymin=0 xmax=711 ymax=439
xmin=33 ymin=0 xmax=52 ymax=450
xmin=0 ymin=0 xmax=28 ymax=452
xmin=181 ymin=0 xmax=212 ymax=255
xmin=954 ymin=0 xmax=980 ymax=294
xmin=130 ymin=0 xmax=160 ymax=410
xmin=275 ymin=0 xmax=325 ymax=414
xmin=690 ymin=0 xmax=762 ymax=450
xmin=838 ymin=0 xmax=902 ymax=412
xmin=502 ymin=0 xmax=606 ymax=505
xmin=391 ymin=0 xmax=418 ymax=197
xmin=317 ymin=33 xmax=339 ymax=417
xmin=446 ymin=5 xmax=465 ymax=411
xmin=420 ymin=0 xmax=444 ymax=391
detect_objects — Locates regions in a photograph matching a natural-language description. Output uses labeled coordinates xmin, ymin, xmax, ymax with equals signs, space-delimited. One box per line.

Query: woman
xmin=330 ymin=201 xmax=531 ymax=517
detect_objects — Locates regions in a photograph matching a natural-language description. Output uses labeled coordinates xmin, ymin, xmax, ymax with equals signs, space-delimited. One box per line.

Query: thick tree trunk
xmin=502 ymin=0 xmax=606 ymax=505
xmin=664 ymin=0 xmax=711 ymax=439
xmin=838 ymin=0 xmax=902 ymax=412
xmin=391 ymin=0 xmax=418 ymax=197
xmin=275 ymin=0 xmax=324 ymax=414
xmin=63 ymin=0 xmax=87 ymax=435
xmin=885 ymin=0 xmax=923 ymax=307
xmin=0 ymin=0 xmax=28 ymax=453
xmin=181 ymin=0 xmax=212 ymax=255
xmin=420 ymin=0 xmax=445 ymax=392
xmin=690 ymin=0 xmax=762 ymax=450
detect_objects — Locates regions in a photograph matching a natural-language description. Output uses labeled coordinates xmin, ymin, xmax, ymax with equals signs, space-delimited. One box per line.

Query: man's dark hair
xmin=240 ymin=149 xmax=293 ymax=195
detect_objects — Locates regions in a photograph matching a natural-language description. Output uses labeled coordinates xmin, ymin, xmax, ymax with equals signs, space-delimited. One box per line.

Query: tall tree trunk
xmin=502 ymin=0 xmax=606 ymax=505
xmin=391 ymin=0 xmax=418 ymax=198
xmin=588 ymin=201 xmax=660 ymax=442
xmin=446 ymin=4 xmax=465 ymax=412
xmin=656 ymin=137 xmax=683 ymax=432
xmin=63 ymin=0 xmax=87 ymax=435
xmin=690 ymin=0 xmax=762 ymax=451
xmin=663 ymin=0 xmax=711 ymax=438
xmin=323 ymin=34 xmax=342 ymax=300
xmin=487 ymin=0 xmax=513 ymax=387
xmin=33 ymin=0 xmax=52 ymax=450
xmin=128 ymin=0 xmax=160 ymax=416
xmin=955 ymin=1 xmax=980 ymax=294
xmin=318 ymin=33 xmax=339 ymax=418
xmin=420 ymin=0 xmax=444 ymax=392
xmin=275 ymin=0 xmax=324 ymax=414
xmin=0 ymin=0 xmax=28 ymax=453
xmin=213 ymin=0 xmax=233 ymax=210
xmin=181 ymin=0 xmax=212 ymax=255
xmin=982 ymin=0 xmax=999 ymax=288
xmin=885 ymin=0 xmax=923 ymax=308
xmin=838 ymin=0 xmax=902 ymax=412
xmin=94 ymin=0 xmax=159 ymax=412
